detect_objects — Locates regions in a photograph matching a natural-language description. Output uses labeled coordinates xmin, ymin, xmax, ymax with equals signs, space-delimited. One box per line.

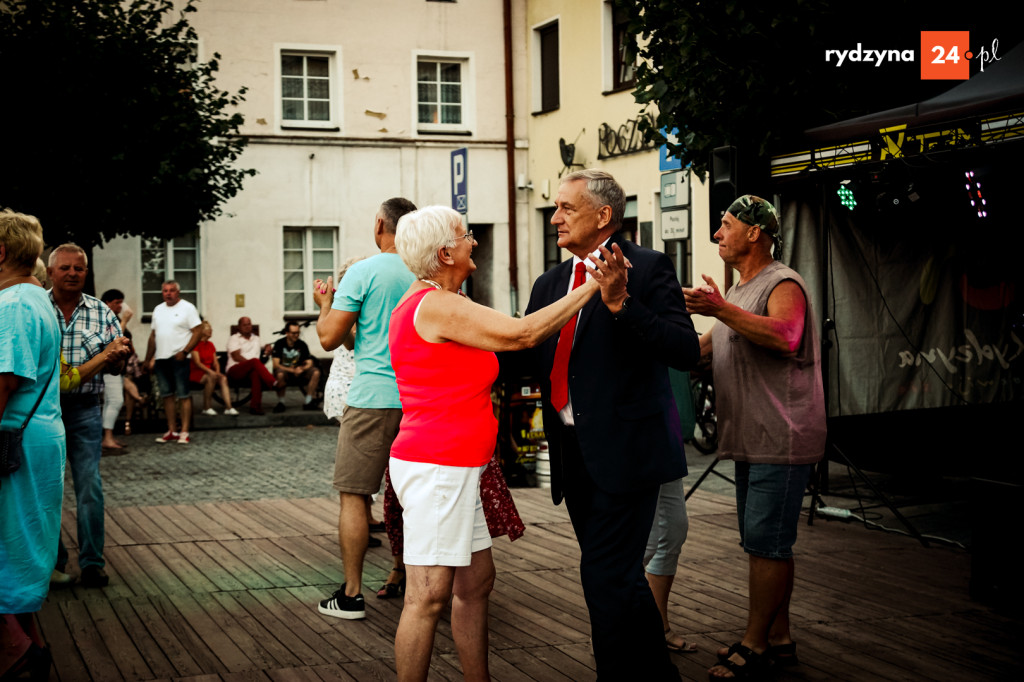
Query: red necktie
xmin=550 ymin=262 xmax=586 ymax=411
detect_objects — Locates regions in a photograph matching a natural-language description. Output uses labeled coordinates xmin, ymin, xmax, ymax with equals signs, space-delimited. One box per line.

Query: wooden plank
xmin=174 ymin=502 xmax=242 ymax=541
xmin=150 ymin=543 xmax=222 ymax=594
xmin=284 ymin=585 xmax=396 ymax=662
xmin=192 ymin=591 xmax=292 ymax=670
xmin=491 ymin=646 xmax=575 ymax=682
xmin=251 ymin=537 xmax=337 ymax=587
xmin=36 ymin=594 xmax=91 ymax=682
xmin=61 ymin=599 xmax=123 ymax=681
xmin=175 ymin=540 xmax=251 ymax=593
xmin=233 ymin=500 xmax=312 ymax=538
xmin=108 ymin=596 xmax=181 ymax=679
xmin=84 ymin=597 xmax=155 ymax=680
xmin=124 ymin=545 xmax=192 ymax=595
xmin=264 ymin=498 xmax=338 ymax=535
xmin=308 ymin=663 xmax=361 ymax=681
xmin=128 ymin=595 xmax=207 ymax=678
xmin=265 ymin=535 xmax=345 ymax=587
xmin=228 ymin=590 xmax=330 ymax=667
xmin=118 ymin=505 xmax=175 ymax=543
xmin=198 ymin=540 xmax=276 ymax=590
xmin=165 ymin=592 xmax=253 ymax=673
xmin=143 ymin=504 xmax=207 ymax=541
xmin=103 ymin=508 xmax=135 ymax=548
xmin=103 ymin=545 xmax=165 ymax=597
xmin=207 ymin=501 xmax=276 ymax=539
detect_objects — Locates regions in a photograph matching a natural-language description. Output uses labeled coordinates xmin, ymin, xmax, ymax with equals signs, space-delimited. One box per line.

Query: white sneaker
xmin=224 ymin=408 xmax=239 ymax=416
xmin=201 ymin=408 xmax=217 ymax=416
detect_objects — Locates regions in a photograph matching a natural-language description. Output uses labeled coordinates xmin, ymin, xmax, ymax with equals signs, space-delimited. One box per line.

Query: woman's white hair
xmin=395 ymin=205 xmax=461 ymax=279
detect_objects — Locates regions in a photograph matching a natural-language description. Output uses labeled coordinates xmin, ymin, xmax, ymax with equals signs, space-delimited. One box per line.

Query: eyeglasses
xmin=459 ymin=230 xmax=475 ymax=243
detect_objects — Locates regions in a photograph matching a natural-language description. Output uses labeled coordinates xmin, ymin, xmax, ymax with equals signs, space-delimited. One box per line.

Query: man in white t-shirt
xmin=144 ymin=280 xmax=202 ymax=444
xmin=225 ymin=316 xmax=276 ymax=415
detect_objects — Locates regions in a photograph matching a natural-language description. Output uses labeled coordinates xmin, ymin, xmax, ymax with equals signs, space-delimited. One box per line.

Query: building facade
xmin=521 ymin=0 xmax=718 ymax=334
xmin=93 ymin=0 xmax=718 ymax=351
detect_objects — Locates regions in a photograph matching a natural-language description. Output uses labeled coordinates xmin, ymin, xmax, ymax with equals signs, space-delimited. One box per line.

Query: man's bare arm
xmin=684 ymin=275 xmax=805 ymax=354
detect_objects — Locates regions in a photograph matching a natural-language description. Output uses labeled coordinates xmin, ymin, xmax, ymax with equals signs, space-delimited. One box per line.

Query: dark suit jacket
xmin=520 ymin=233 xmax=700 ymax=503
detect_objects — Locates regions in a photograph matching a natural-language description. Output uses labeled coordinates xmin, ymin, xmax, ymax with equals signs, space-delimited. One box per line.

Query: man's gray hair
xmin=163 ymin=280 xmax=180 ymax=291
xmin=48 ymin=243 xmax=88 ymax=267
xmin=561 ymin=169 xmax=626 ymax=229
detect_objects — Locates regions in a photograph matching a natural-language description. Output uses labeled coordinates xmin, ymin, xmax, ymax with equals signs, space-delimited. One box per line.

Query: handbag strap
xmin=18 ymin=359 xmax=58 ymax=432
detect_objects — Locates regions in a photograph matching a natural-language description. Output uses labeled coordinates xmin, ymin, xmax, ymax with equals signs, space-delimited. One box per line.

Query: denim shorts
xmin=734 ymin=462 xmax=812 ymax=559
xmin=154 ymin=358 xmax=191 ymax=399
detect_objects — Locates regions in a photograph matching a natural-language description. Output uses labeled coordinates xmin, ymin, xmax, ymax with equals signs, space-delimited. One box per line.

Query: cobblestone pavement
xmin=63 ymin=423 xmax=967 ymax=547
xmin=66 ymin=424 xmax=341 ymax=509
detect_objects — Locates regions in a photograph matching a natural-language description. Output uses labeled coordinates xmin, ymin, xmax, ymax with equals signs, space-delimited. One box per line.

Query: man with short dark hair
xmin=684 ymin=195 xmax=826 ymax=680
xmin=145 ymin=280 xmax=202 ymax=444
xmin=519 ymin=169 xmax=699 ymax=680
xmin=48 ymin=244 xmax=126 ymax=587
xmin=271 ymin=322 xmax=321 ymax=412
xmin=225 ymin=316 xmax=276 ymax=415
xmin=312 ymin=197 xmax=417 ymax=620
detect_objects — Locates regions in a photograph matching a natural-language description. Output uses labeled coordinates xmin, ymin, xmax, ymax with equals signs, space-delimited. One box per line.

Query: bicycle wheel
xmin=690 ymin=375 xmax=718 ymax=454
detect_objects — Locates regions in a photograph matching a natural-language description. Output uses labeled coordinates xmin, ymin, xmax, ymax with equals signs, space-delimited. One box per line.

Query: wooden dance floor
xmin=38 ymin=486 xmax=1020 ymax=681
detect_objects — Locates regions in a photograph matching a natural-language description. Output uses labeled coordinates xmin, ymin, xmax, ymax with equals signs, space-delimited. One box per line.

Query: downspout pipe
xmin=503 ymin=0 xmax=519 ymax=316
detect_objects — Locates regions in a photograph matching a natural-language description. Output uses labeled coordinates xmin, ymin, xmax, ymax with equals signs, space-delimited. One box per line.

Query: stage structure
xmin=769 ymin=42 xmax=1024 ymax=480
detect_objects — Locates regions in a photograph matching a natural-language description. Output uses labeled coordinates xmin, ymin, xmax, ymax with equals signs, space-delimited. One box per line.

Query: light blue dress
xmin=0 ymin=283 xmax=65 ymax=613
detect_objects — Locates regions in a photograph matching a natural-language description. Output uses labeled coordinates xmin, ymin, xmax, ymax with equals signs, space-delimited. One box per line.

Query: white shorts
xmin=389 ymin=458 xmax=491 ymax=566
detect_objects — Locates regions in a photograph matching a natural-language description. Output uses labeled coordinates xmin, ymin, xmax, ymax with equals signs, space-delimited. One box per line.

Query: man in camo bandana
xmin=682 ymin=194 xmax=825 ymax=680
xmin=726 ymin=194 xmax=783 ymax=260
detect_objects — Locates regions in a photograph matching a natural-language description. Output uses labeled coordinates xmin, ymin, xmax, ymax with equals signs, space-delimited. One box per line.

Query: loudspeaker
xmin=709 ymin=146 xmax=738 ymax=243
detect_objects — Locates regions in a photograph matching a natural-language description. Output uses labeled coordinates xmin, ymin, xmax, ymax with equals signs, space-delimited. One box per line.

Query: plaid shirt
xmin=49 ymin=290 xmax=122 ymax=395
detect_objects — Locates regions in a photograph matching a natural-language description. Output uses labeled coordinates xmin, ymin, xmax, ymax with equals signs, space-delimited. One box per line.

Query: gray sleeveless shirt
xmin=712 ymin=261 xmax=826 ymax=465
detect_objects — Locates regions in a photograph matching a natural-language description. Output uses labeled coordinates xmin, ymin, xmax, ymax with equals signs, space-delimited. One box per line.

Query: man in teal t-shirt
xmin=312 ymin=197 xmax=417 ymax=620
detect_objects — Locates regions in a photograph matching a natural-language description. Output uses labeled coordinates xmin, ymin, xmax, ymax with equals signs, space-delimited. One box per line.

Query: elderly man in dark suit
xmin=520 ymin=169 xmax=699 ymax=680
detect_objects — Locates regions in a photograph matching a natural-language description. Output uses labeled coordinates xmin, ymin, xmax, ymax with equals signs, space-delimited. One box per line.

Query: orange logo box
xmin=921 ymin=31 xmax=971 ymax=80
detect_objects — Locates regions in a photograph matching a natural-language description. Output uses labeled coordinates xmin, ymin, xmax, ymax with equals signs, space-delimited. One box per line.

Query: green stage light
xmin=837 ymin=181 xmax=857 ymax=210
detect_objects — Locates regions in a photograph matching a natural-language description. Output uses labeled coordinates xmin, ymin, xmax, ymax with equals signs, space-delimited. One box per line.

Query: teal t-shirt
xmin=332 ymin=252 xmax=415 ymax=408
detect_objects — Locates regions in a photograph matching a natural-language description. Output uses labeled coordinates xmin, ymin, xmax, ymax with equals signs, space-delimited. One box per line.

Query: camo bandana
xmin=727 ymin=195 xmax=783 ymax=259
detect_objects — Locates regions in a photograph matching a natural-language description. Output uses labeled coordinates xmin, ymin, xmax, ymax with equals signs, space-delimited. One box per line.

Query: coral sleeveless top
xmin=389 ymin=288 xmax=499 ymax=467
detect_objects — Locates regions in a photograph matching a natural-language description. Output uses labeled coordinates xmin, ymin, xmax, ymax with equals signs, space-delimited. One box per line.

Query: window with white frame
xmin=533 ymin=20 xmax=560 ymax=113
xmin=283 ymin=226 xmax=337 ymax=312
xmin=140 ymin=233 xmax=200 ymax=314
xmin=416 ymin=56 xmax=470 ymax=133
xmin=280 ymin=51 xmax=337 ymax=129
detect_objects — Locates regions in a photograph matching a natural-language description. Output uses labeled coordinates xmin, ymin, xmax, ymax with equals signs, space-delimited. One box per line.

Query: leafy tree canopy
xmin=0 ymin=0 xmax=255 ymax=250
xmin=619 ymin=0 xmax=1015 ymax=186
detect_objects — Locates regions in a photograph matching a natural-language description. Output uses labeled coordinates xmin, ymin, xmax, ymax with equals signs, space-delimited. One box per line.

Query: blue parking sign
xmin=451 ymin=148 xmax=468 ymax=214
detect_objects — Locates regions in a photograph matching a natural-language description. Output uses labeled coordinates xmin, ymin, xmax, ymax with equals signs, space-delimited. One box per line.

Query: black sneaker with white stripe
xmin=318 ymin=583 xmax=365 ymax=619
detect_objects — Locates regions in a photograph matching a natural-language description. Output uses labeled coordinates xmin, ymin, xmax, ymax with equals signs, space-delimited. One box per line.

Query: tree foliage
xmin=0 ymin=0 xmax=255 ymax=250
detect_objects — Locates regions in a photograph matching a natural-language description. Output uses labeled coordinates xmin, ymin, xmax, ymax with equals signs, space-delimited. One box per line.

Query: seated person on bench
xmin=225 ymin=317 xmax=275 ymax=415
xmin=271 ymin=321 xmax=321 ymax=413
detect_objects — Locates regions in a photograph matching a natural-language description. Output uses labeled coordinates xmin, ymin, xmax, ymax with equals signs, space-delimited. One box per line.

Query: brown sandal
xmin=376 ymin=569 xmax=406 ymax=599
xmin=665 ymin=628 xmax=698 ymax=653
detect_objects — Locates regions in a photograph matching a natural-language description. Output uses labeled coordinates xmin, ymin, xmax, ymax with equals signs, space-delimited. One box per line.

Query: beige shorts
xmin=332 ymin=406 xmax=403 ymax=495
